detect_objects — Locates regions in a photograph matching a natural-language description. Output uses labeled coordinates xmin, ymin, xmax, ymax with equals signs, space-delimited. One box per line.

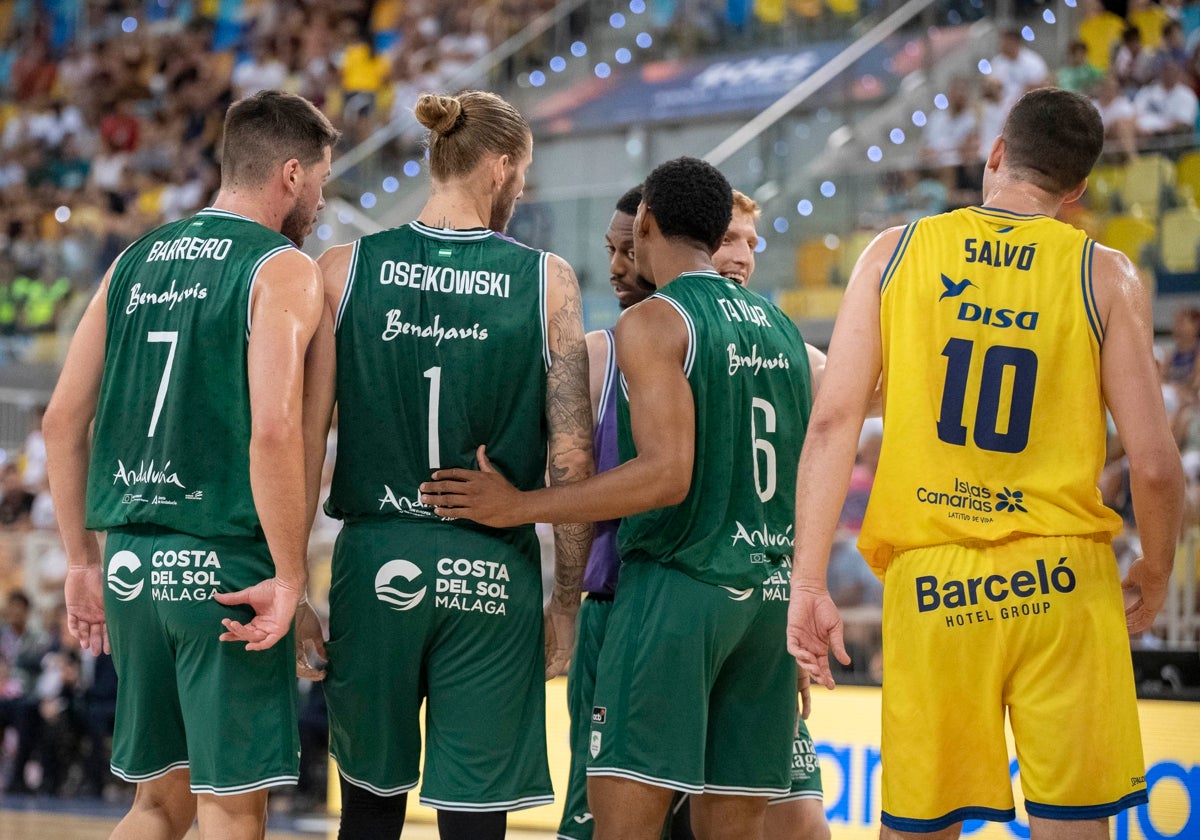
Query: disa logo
xmin=107 ymin=550 xmax=144 ymax=601
xmin=374 ymin=559 xmax=427 ymax=611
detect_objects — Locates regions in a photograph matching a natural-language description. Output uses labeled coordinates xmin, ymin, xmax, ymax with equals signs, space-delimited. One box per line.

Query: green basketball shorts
xmin=104 ymin=526 xmax=299 ymax=795
xmin=558 ymin=594 xmax=614 ymax=840
xmin=771 ymin=716 xmax=823 ymax=803
xmin=587 ymin=560 xmax=796 ymax=796
xmin=325 ymin=519 xmax=552 ymax=811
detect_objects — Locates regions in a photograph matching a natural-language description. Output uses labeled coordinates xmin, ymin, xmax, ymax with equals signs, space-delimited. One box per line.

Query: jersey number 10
xmin=936 ymin=337 xmax=1037 ymax=454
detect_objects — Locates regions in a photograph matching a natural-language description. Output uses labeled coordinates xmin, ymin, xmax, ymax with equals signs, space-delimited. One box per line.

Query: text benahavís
xmin=125 ymin=280 xmax=208 ymax=315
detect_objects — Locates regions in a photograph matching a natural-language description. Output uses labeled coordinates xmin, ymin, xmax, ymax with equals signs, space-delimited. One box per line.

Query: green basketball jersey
xmin=326 ymin=222 xmax=550 ymax=532
xmin=86 ymin=208 xmax=295 ymax=538
xmin=617 ymin=271 xmax=812 ymax=590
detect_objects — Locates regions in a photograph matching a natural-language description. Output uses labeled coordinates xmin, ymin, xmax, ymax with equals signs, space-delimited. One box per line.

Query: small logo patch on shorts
xmin=591 ymin=706 xmax=607 ymax=724
xmin=590 ymin=731 xmax=602 ymax=758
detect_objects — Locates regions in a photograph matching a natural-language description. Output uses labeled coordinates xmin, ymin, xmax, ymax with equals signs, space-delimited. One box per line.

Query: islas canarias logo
xmin=107 ymin=550 xmax=144 ymax=601
xmin=374 ymin=559 xmax=427 ymax=611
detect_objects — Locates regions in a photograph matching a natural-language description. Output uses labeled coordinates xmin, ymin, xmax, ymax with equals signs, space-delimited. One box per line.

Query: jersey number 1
xmin=936 ymin=337 xmax=1037 ymax=454
xmin=424 ymin=366 xmax=442 ymax=469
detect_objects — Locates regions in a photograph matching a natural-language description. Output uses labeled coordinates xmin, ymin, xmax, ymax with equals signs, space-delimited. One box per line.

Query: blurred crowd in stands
xmin=0 ymin=0 xmax=574 ymax=354
xmin=895 ymin=0 xmax=1200 ymax=228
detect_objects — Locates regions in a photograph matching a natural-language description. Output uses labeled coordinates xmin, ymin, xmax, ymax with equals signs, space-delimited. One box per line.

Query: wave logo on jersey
xmin=720 ymin=585 xmax=755 ymax=602
xmin=939 ymin=274 xmax=977 ymax=301
xmin=107 ymin=550 xmax=144 ymax=602
xmin=374 ymin=559 xmax=427 ymax=611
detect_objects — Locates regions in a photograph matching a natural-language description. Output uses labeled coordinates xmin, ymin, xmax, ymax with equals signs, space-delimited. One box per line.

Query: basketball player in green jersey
xmin=422 ymin=157 xmax=813 ymax=840
xmin=43 ymin=91 xmax=338 ymax=840
xmin=310 ymin=90 xmax=592 ymax=840
xmin=712 ymin=190 xmax=830 ymax=840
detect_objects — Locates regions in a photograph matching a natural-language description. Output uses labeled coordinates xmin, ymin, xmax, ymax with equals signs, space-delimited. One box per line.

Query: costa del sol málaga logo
xmin=107 ymin=550 xmax=144 ymax=601
xmin=374 ymin=559 xmax=427 ymax=611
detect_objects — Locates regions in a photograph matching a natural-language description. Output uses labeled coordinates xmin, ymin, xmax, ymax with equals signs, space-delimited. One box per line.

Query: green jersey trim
xmin=196 ymin=207 xmax=257 ymax=223
xmin=652 ymin=294 xmax=696 ymax=378
xmin=538 ymin=251 xmax=551 ymax=369
xmin=408 ymin=221 xmax=495 ymax=242
xmin=244 ymin=244 xmax=295 ymax=339
xmin=335 ymin=239 xmax=362 ymax=333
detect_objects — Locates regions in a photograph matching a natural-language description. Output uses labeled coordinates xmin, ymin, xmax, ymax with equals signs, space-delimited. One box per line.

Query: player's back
xmin=860 ymin=206 xmax=1122 ymax=571
xmin=617 ymin=272 xmax=812 ymax=590
xmin=328 ymin=222 xmax=549 ymax=532
xmin=86 ymin=208 xmax=295 ymax=539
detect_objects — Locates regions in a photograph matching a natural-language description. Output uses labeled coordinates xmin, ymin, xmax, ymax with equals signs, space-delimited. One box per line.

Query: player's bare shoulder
xmin=315 ymin=242 xmax=356 ymax=308
xmin=1088 ymin=241 xmax=1147 ymax=322
xmin=613 ymin=295 xmax=689 ymax=366
xmin=544 ymin=252 xmax=580 ymax=295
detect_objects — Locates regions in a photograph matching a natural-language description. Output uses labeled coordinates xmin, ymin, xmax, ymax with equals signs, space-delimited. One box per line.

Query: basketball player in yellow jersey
xmin=787 ymin=87 xmax=1184 ymax=840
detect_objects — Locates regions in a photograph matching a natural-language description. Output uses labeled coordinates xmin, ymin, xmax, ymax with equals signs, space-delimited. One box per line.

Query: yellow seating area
xmin=1081 ymin=153 xmax=1200 ymax=276
xmin=781 ymin=151 xmax=1200 ymax=322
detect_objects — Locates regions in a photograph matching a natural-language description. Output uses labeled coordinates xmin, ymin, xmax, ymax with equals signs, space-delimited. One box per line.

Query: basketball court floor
xmin=0 ymin=797 xmax=555 ymax=838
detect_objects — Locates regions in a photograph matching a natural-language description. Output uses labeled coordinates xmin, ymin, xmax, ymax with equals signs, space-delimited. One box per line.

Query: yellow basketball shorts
xmin=880 ymin=534 xmax=1147 ymax=831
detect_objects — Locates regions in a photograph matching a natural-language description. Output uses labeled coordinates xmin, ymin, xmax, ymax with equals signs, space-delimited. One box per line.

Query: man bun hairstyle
xmin=415 ymin=90 xmax=530 ymax=181
xmin=642 ymin=157 xmax=732 ymax=253
xmin=1001 ymin=88 xmax=1103 ymax=195
xmin=414 ymin=94 xmax=464 ymax=136
xmin=221 ymin=90 xmax=340 ymax=188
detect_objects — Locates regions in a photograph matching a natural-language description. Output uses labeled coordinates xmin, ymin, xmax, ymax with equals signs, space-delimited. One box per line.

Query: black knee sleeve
xmin=337 ymin=773 xmax=407 ymax=840
xmin=437 ymin=808 xmax=507 ymax=840
xmin=670 ymin=793 xmax=698 ymax=840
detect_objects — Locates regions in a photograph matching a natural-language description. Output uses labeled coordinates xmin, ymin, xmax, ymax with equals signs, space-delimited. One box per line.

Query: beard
xmin=280 ymin=198 xmax=312 ymax=247
xmin=488 ymin=172 xmax=521 ymax=234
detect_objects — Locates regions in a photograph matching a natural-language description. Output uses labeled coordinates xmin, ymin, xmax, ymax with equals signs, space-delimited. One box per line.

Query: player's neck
xmin=209 ymin=190 xmax=285 ymax=233
xmin=417 ymin=184 xmax=490 ymax=231
xmin=654 ymin=245 xmax=717 ymax=285
xmin=980 ymin=181 xmax=1062 ymax=218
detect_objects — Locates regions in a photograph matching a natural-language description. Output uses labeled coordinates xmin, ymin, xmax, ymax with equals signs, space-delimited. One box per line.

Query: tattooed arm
xmin=543 ymin=254 xmax=594 ymax=676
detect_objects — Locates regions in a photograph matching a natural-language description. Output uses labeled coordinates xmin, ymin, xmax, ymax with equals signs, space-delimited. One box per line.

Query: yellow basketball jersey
xmin=858 ymin=206 xmax=1122 ymax=574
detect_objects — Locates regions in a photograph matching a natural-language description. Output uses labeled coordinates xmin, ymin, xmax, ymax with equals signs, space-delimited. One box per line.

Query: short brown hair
xmin=415 ymin=91 xmax=530 ymax=181
xmin=1001 ymin=88 xmax=1103 ymax=195
xmin=221 ymin=90 xmax=340 ymax=187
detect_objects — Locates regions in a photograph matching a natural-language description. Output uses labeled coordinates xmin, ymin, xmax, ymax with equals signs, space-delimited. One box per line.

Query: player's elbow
xmin=650 ymin=455 xmax=692 ymax=507
xmin=42 ymin=399 xmax=82 ymax=450
xmin=659 ymin=481 xmax=690 ymax=507
xmin=804 ymin=406 xmax=858 ymax=442
xmin=250 ymin=411 xmax=301 ymax=453
xmin=1130 ymin=450 xmax=1186 ymax=498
